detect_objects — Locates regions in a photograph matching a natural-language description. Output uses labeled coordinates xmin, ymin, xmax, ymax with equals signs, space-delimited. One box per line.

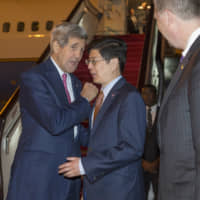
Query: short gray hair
xmin=50 ymin=22 xmax=88 ymax=53
xmin=154 ymin=0 xmax=200 ymax=20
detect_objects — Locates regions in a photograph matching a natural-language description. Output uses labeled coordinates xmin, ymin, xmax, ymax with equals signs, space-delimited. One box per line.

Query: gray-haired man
xmin=6 ymin=22 xmax=98 ymax=200
xmin=154 ymin=0 xmax=200 ymax=199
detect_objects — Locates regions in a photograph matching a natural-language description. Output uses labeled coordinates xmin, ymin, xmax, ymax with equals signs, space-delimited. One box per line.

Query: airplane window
xmin=17 ymin=22 xmax=25 ymax=32
xmin=3 ymin=22 xmax=10 ymax=32
xmin=46 ymin=21 xmax=54 ymax=31
xmin=32 ymin=21 xmax=39 ymax=31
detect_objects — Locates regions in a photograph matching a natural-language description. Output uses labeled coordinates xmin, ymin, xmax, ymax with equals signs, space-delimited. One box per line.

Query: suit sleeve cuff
xmin=79 ymin=158 xmax=86 ymax=175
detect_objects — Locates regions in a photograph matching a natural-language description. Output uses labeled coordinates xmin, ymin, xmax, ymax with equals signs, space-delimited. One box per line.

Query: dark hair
xmin=143 ymin=84 xmax=157 ymax=96
xmin=88 ymin=37 xmax=127 ymax=73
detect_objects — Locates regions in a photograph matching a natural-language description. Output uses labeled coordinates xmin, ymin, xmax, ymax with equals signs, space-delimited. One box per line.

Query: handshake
xmin=81 ymin=82 xmax=99 ymax=102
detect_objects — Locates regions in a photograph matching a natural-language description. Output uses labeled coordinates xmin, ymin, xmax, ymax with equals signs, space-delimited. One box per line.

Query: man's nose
xmin=87 ymin=62 xmax=93 ymax=70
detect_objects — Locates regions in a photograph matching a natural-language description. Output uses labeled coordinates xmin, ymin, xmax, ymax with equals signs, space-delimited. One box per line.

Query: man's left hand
xmin=58 ymin=157 xmax=80 ymax=178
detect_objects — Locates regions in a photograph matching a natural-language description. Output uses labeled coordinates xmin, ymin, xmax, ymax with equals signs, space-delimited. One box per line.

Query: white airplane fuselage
xmin=0 ymin=0 xmax=79 ymax=60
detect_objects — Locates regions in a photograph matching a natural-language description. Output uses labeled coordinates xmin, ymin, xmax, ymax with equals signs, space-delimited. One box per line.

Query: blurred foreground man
xmin=153 ymin=0 xmax=200 ymax=199
xmin=6 ymin=22 xmax=98 ymax=200
xmin=59 ymin=37 xmax=146 ymax=200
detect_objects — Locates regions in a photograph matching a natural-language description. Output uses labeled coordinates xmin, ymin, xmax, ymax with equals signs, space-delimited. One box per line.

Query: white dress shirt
xmin=182 ymin=27 xmax=200 ymax=57
xmin=146 ymin=104 xmax=157 ymax=124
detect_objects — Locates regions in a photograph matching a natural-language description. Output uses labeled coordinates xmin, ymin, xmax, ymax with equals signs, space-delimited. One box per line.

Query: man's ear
xmin=166 ymin=9 xmax=176 ymax=28
xmin=110 ymin=58 xmax=120 ymax=72
xmin=52 ymin=41 xmax=60 ymax=54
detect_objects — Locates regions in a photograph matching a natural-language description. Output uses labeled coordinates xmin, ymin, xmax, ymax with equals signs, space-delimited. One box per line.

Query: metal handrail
xmin=0 ymin=88 xmax=19 ymax=117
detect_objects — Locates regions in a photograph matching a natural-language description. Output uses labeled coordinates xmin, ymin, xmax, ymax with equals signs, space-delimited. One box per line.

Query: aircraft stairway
xmin=0 ymin=95 xmax=21 ymax=200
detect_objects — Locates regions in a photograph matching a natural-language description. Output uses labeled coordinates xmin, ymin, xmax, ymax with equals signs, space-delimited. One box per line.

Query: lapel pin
xmin=181 ymin=65 xmax=184 ymax=70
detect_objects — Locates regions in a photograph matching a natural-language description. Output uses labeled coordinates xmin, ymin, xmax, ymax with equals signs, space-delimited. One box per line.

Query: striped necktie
xmin=62 ymin=73 xmax=71 ymax=103
xmin=93 ymin=91 xmax=104 ymax=121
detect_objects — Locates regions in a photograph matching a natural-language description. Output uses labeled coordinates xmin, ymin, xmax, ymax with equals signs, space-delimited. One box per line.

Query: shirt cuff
xmin=79 ymin=159 xmax=86 ymax=175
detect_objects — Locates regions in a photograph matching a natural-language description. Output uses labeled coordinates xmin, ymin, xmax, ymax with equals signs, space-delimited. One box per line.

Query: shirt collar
xmin=182 ymin=27 xmax=200 ymax=57
xmin=50 ymin=56 xmax=69 ymax=79
xmin=101 ymin=76 xmax=122 ymax=100
xmin=146 ymin=104 xmax=157 ymax=111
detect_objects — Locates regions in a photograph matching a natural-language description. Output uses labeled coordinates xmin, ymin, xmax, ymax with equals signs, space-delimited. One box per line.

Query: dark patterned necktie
xmin=147 ymin=106 xmax=153 ymax=131
xmin=93 ymin=91 xmax=104 ymax=121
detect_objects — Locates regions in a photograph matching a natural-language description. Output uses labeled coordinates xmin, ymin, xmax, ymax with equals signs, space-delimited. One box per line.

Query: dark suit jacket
xmin=6 ymin=58 xmax=91 ymax=200
xmin=82 ymin=78 xmax=146 ymax=200
xmin=158 ymin=35 xmax=200 ymax=200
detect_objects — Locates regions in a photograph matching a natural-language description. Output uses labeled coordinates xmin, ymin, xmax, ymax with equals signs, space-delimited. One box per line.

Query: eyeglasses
xmin=85 ymin=58 xmax=105 ymax=65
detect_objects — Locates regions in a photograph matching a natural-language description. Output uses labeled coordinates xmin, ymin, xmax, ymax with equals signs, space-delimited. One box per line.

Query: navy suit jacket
xmin=82 ymin=78 xmax=146 ymax=200
xmin=6 ymin=58 xmax=91 ymax=200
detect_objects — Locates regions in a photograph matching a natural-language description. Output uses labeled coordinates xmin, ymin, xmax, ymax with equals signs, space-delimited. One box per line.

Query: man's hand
xmin=81 ymin=82 xmax=98 ymax=102
xmin=142 ymin=159 xmax=159 ymax=173
xmin=58 ymin=157 xmax=81 ymax=178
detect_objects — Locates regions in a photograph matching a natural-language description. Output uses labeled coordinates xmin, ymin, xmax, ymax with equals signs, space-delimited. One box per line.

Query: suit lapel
xmin=158 ymin=35 xmax=200 ymax=146
xmin=159 ymin=35 xmax=200 ymax=118
xmin=70 ymin=74 xmax=81 ymax=99
xmin=158 ymin=62 xmax=183 ymax=117
xmin=44 ymin=58 xmax=69 ymax=105
xmin=91 ymin=78 xmax=126 ymax=134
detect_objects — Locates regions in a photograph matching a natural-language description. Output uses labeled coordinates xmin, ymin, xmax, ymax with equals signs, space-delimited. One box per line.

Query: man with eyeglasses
xmin=59 ymin=37 xmax=146 ymax=200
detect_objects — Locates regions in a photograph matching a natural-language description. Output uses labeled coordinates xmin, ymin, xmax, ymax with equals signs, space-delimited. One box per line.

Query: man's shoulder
xmin=21 ymin=59 xmax=52 ymax=78
xmin=119 ymin=81 xmax=139 ymax=94
xmin=114 ymin=81 xmax=143 ymax=104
